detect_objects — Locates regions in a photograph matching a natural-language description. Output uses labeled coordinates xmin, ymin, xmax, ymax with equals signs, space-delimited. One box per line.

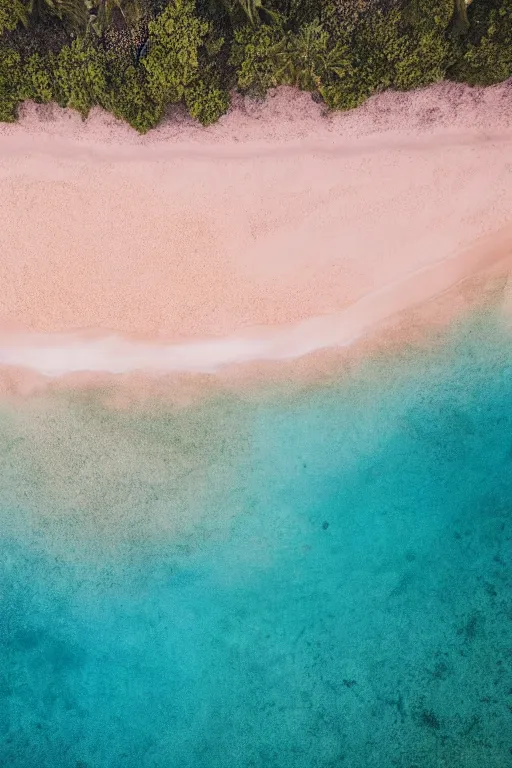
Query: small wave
xmin=1 ymin=224 xmax=510 ymax=378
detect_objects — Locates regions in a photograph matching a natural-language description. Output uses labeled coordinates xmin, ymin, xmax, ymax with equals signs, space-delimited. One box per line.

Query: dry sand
xmin=1 ymin=83 xmax=512 ymax=394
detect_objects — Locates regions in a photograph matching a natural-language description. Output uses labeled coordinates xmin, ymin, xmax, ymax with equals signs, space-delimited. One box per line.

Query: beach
xmin=2 ymin=82 xmax=512 ymax=768
xmin=1 ymin=82 xmax=512 ymax=390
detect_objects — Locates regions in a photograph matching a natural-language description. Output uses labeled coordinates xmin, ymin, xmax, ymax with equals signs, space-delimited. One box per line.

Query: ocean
xmin=1 ymin=304 xmax=511 ymax=768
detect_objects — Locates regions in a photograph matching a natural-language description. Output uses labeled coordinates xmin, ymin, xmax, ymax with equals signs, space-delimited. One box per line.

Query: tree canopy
xmin=0 ymin=0 xmax=510 ymax=130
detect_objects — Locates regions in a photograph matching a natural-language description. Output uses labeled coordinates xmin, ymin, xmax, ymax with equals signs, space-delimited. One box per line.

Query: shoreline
xmin=1 ymin=251 xmax=510 ymax=407
xmin=1 ymin=84 xmax=512 ymax=399
xmin=1 ymin=224 xmax=512 ymax=379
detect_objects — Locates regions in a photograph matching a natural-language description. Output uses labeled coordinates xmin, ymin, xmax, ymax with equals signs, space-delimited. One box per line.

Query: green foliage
xmin=232 ymin=0 xmax=454 ymax=108
xmin=320 ymin=0 xmax=454 ymax=110
xmin=0 ymin=44 xmax=55 ymax=122
xmin=0 ymin=0 xmax=27 ymax=35
xmin=52 ymin=37 xmax=108 ymax=115
xmin=19 ymin=53 xmax=55 ymax=102
xmin=393 ymin=29 xmax=450 ymax=89
xmin=287 ymin=0 xmax=332 ymax=30
xmin=106 ymin=57 xmax=164 ymax=131
xmin=0 ymin=48 xmax=22 ymax=121
xmin=230 ymin=19 xmax=285 ymax=94
xmin=87 ymin=0 xmax=146 ymax=37
xmin=391 ymin=0 xmax=454 ymax=90
xmin=140 ymin=0 xmax=231 ymax=124
xmin=26 ymin=0 xmax=88 ymax=30
xmin=23 ymin=0 xmax=146 ymax=37
xmin=1 ymin=0 xmax=511 ymax=131
xmin=448 ymin=0 xmax=512 ymax=84
xmin=220 ymin=0 xmax=282 ymax=28
xmin=143 ymin=0 xmax=210 ymax=104
xmin=270 ymin=19 xmax=354 ymax=90
xmin=320 ymin=0 xmax=366 ymax=41
xmin=184 ymin=75 xmax=231 ymax=123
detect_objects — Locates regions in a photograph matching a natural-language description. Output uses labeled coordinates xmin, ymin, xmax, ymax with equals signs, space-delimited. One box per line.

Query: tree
xmin=270 ymin=20 xmax=353 ymax=90
xmin=18 ymin=53 xmax=54 ymax=103
xmin=0 ymin=0 xmax=27 ymax=35
xmin=142 ymin=0 xmax=231 ymax=124
xmin=26 ymin=0 xmax=88 ymax=29
xmin=230 ymin=19 xmax=286 ymax=95
xmin=448 ymin=0 xmax=512 ymax=84
xmin=185 ymin=76 xmax=230 ymax=124
xmin=0 ymin=48 xmax=22 ymax=121
xmin=86 ymin=0 xmax=146 ymax=38
xmin=142 ymin=0 xmax=210 ymax=105
xmin=231 ymin=17 xmax=353 ymax=96
xmin=320 ymin=0 xmax=454 ymax=110
xmin=51 ymin=37 xmax=109 ymax=115
xmin=220 ymin=0 xmax=281 ymax=27
xmin=106 ymin=56 xmax=164 ymax=131
xmin=23 ymin=0 xmax=146 ymax=38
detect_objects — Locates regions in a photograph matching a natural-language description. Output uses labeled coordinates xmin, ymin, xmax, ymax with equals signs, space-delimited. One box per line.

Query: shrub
xmin=229 ymin=20 xmax=285 ymax=95
xmin=392 ymin=0 xmax=454 ymax=90
xmin=143 ymin=0 xmax=210 ymax=104
xmin=231 ymin=0 xmax=454 ymax=110
xmin=0 ymin=47 xmax=22 ymax=121
xmin=1 ymin=0 xmax=511 ymax=130
xmin=448 ymin=0 xmax=512 ymax=84
xmin=321 ymin=0 xmax=454 ymax=110
xmin=51 ymin=37 xmax=109 ymax=116
xmin=269 ymin=19 xmax=352 ymax=90
xmin=0 ymin=0 xmax=27 ymax=35
xmin=142 ymin=0 xmax=232 ymax=124
xmin=184 ymin=75 xmax=231 ymax=124
xmin=106 ymin=57 xmax=164 ymax=132
xmin=19 ymin=53 xmax=54 ymax=103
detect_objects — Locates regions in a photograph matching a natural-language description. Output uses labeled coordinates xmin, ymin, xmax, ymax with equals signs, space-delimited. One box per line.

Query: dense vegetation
xmin=0 ymin=0 xmax=511 ymax=130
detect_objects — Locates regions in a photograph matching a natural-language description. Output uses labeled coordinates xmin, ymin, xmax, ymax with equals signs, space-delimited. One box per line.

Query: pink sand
xmin=1 ymin=83 xmax=512 ymax=381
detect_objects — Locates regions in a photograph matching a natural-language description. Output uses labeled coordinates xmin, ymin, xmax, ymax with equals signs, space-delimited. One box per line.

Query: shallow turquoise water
xmin=1 ymin=308 xmax=511 ymax=767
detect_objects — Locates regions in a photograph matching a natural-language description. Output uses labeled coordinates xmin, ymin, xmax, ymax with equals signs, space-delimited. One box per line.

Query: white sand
xmin=1 ymin=83 xmax=512 ymax=380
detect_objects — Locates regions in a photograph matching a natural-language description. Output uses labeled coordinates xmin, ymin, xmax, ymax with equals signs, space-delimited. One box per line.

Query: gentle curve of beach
xmin=1 ymin=82 xmax=512 ymax=380
xmin=3 ymin=84 xmax=512 ymax=768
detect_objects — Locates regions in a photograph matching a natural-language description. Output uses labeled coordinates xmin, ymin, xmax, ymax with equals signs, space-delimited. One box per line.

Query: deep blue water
xmin=1 ymin=308 xmax=511 ymax=767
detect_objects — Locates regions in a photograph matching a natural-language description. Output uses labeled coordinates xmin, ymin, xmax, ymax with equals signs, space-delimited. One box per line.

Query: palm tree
xmin=26 ymin=0 xmax=88 ymax=28
xmin=86 ymin=0 xmax=145 ymax=37
xmin=270 ymin=20 xmax=351 ymax=90
xmin=25 ymin=0 xmax=145 ymax=37
xmin=220 ymin=0 xmax=280 ymax=27
xmin=236 ymin=0 xmax=273 ymax=25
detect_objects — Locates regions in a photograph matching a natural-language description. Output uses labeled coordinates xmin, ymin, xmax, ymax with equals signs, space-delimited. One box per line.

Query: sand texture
xmin=1 ymin=82 xmax=512 ymax=380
